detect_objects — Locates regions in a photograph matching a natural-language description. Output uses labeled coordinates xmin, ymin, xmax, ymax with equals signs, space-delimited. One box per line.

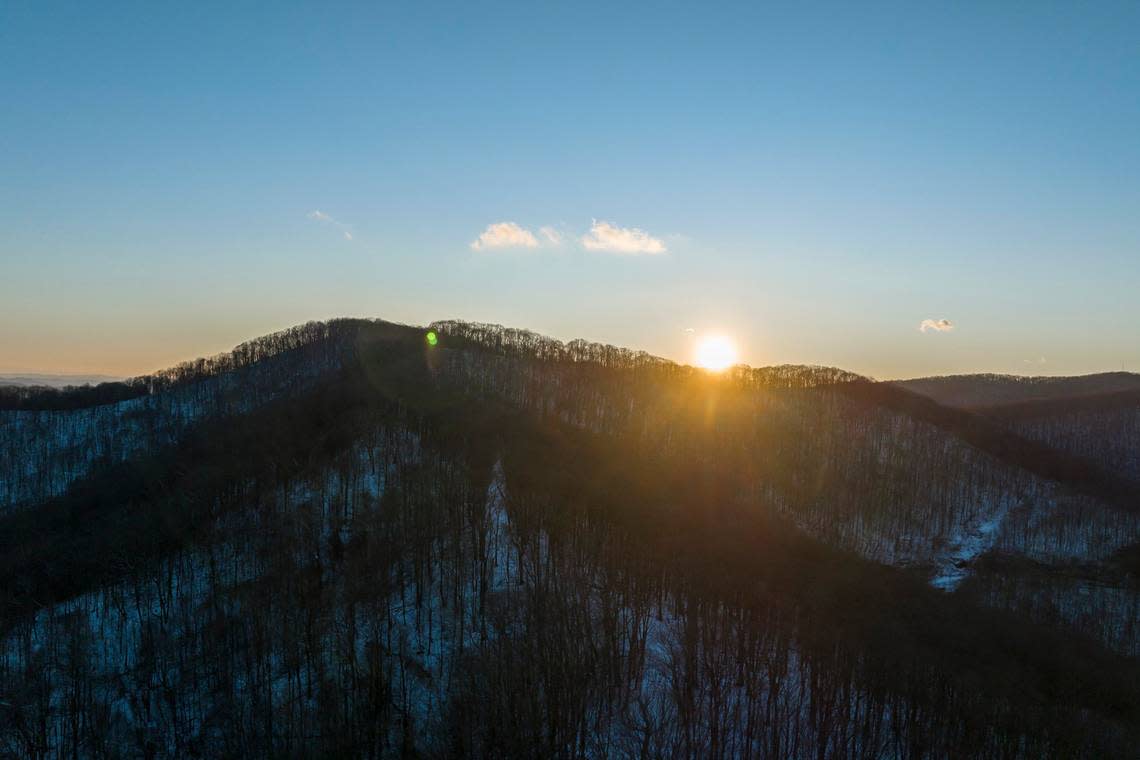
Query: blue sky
xmin=2 ymin=1 xmax=1138 ymax=378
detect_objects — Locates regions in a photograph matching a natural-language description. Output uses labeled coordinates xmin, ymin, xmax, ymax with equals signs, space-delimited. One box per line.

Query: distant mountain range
xmin=895 ymin=371 xmax=1140 ymax=408
xmin=0 ymin=372 xmax=123 ymax=388
xmin=9 ymin=368 xmax=1139 ymax=401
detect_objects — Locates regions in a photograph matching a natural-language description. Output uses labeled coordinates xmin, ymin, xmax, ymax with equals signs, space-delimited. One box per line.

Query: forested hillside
xmin=0 ymin=322 xmax=356 ymax=510
xmin=896 ymin=372 xmax=1140 ymax=409
xmin=981 ymin=390 xmax=1140 ymax=483
xmin=1 ymin=319 xmax=1137 ymax=758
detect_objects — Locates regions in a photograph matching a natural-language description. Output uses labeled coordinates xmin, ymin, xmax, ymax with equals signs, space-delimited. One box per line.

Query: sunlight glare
xmin=695 ymin=335 xmax=738 ymax=371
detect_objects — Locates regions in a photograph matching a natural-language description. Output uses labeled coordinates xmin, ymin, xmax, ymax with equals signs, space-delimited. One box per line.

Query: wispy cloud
xmin=308 ymin=210 xmax=353 ymax=241
xmin=538 ymin=226 xmax=563 ymax=246
xmin=580 ymin=220 xmax=666 ymax=255
xmin=470 ymin=221 xmax=539 ymax=250
xmin=919 ymin=318 xmax=954 ymax=333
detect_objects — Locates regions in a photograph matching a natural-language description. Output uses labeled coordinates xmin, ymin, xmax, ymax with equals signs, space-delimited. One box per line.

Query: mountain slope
xmin=896 ymin=371 xmax=1140 ymax=408
xmin=978 ymin=389 xmax=1140 ymax=483
xmin=1 ymin=319 xmax=1137 ymax=757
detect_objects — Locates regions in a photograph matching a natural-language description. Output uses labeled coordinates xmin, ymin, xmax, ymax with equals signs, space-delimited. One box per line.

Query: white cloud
xmin=538 ymin=226 xmax=563 ymax=246
xmin=470 ymin=221 xmax=539 ymax=250
xmin=308 ymin=210 xmax=353 ymax=241
xmin=580 ymin=219 xmax=666 ymax=255
xmin=919 ymin=318 xmax=954 ymax=333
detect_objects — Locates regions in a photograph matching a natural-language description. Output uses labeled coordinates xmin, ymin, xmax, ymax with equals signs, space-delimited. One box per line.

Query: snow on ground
xmin=929 ymin=509 xmax=1010 ymax=591
xmin=0 ymin=429 xmax=406 ymax=755
xmin=0 ymin=351 xmax=342 ymax=512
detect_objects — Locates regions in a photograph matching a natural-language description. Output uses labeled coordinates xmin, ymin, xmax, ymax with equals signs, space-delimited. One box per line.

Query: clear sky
xmin=2 ymin=2 xmax=1138 ymax=380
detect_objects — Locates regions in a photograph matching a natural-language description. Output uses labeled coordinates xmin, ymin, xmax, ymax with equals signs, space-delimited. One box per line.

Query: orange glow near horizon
xmin=694 ymin=335 xmax=738 ymax=372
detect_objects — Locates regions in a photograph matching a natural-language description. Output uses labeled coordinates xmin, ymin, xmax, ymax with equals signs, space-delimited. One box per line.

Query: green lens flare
xmin=426 ymin=331 xmax=438 ymax=346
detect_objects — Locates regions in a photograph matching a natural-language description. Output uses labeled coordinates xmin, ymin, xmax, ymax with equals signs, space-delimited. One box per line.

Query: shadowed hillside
xmin=1 ymin=319 xmax=1137 ymax=758
xmin=896 ymin=372 xmax=1140 ymax=409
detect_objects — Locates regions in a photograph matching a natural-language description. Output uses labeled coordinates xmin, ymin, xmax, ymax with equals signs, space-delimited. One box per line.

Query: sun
xmin=694 ymin=335 xmax=738 ymax=371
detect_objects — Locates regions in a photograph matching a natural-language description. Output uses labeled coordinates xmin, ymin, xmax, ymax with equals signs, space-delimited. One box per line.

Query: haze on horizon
xmin=2 ymin=2 xmax=1138 ymax=380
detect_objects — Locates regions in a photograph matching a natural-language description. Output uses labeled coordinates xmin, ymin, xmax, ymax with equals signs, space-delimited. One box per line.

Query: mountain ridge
xmin=1 ymin=317 xmax=1137 ymax=757
xmin=895 ymin=371 xmax=1140 ymax=408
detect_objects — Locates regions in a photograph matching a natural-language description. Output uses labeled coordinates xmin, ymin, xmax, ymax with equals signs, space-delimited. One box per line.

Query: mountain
xmin=895 ymin=371 xmax=1140 ymax=408
xmin=0 ymin=319 xmax=1137 ymax=758
xmin=978 ymin=389 xmax=1140 ymax=482
xmin=897 ymin=372 xmax=1140 ymax=493
xmin=0 ymin=373 xmax=124 ymax=388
